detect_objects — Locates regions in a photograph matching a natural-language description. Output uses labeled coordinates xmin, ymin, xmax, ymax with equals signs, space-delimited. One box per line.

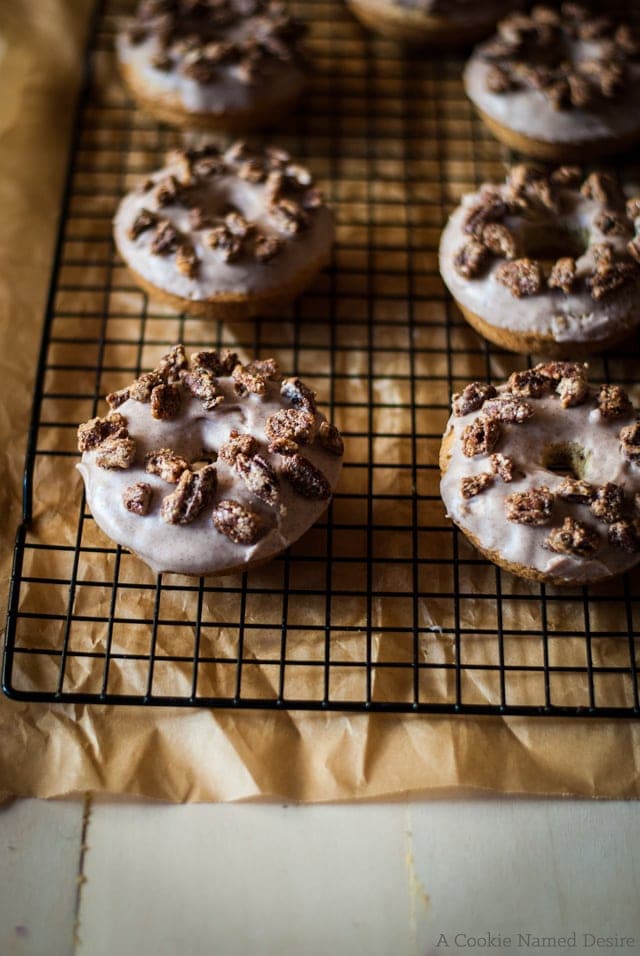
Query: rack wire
xmin=3 ymin=0 xmax=640 ymax=715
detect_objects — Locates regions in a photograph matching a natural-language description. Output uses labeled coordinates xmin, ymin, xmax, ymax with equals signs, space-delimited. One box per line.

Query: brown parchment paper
xmin=1 ymin=0 xmax=639 ymax=803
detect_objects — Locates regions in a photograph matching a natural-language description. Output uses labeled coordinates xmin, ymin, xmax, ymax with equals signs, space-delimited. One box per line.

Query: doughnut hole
xmin=541 ymin=442 xmax=590 ymax=480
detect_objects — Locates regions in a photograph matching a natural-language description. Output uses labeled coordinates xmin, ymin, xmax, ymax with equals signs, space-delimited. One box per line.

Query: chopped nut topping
xmin=128 ymin=208 xmax=158 ymax=241
xmin=581 ymin=172 xmax=624 ymax=207
xmin=212 ymin=499 xmax=267 ymax=545
xmin=189 ymin=207 xmax=215 ymax=230
xmin=232 ymin=362 xmax=270 ymax=395
xmin=160 ymin=465 xmax=218 ymax=526
xmin=452 ymin=382 xmax=497 ymax=417
xmin=270 ymin=198 xmax=308 ymax=235
xmin=129 ymin=370 xmax=164 ymax=403
xmin=507 ymin=369 xmax=554 ymax=399
xmin=317 ymin=421 xmax=344 ymax=457
xmin=265 ymin=408 xmax=317 ymax=446
xmin=590 ymin=482 xmax=626 ymax=524
xmin=461 ymin=415 xmax=501 ymax=457
xmin=464 ymin=192 xmax=508 ymax=239
xmin=154 ymin=175 xmax=184 ymax=208
xmin=268 ymin=437 xmax=299 ymax=456
xmin=238 ymin=158 xmax=267 ymax=183
xmin=150 ymin=383 xmax=181 ymax=420
xmin=544 ymin=517 xmax=599 ymax=557
xmin=460 ymin=472 xmax=494 ymax=498
xmin=453 ymin=239 xmax=490 ymax=279
xmin=620 ymin=422 xmax=640 ymax=461
xmin=482 ymin=396 xmax=533 ymax=423
xmin=192 ymin=349 xmax=238 ymax=376
xmin=219 ymin=431 xmax=259 ymax=465
xmin=495 ymin=258 xmax=543 ymax=297
xmin=505 ymin=486 xmax=554 ymax=525
xmin=281 ymin=377 xmax=317 ymax=414
xmin=181 ymin=366 xmax=224 ymax=410
xmin=280 ymin=453 xmax=332 ymax=500
xmin=95 ymin=436 xmax=136 ymax=470
xmin=123 ymin=482 xmax=152 ymax=515
xmin=145 ymin=448 xmax=190 ymax=483
xmin=597 ymin=384 xmax=634 ymax=419
xmin=106 ymin=388 xmax=130 ymax=410
xmin=234 ymin=453 xmax=280 ymax=508
xmin=489 ymin=453 xmax=516 ymax=482
xmin=556 ymin=477 xmax=596 ymax=503
xmin=151 ymin=219 xmax=182 ymax=255
xmin=77 ymin=413 xmax=127 ymax=452
xmin=207 ymin=225 xmax=242 ymax=262
xmin=548 ymin=257 xmax=577 ymax=294
xmin=609 ymin=520 xmax=640 ymax=552
xmin=557 ymin=373 xmax=589 ymax=408
xmin=158 ymin=345 xmax=188 ymax=383
xmin=482 ymin=223 xmax=519 ymax=259
xmin=176 ymin=243 xmax=199 ymax=278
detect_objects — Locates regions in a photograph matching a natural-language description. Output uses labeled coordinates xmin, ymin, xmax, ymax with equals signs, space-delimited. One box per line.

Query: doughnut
xmin=344 ymin=0 xmax=513 ymax=46
xmin=76 ymin=346 xmax=344 ymax=577
xmin=440 ymin=362 xmax=640 ymax=587
xmin=439 ymin=165 xmax=640 ymax=356
xmin=464 ymin=5 xmax=640 ymax=160
xmin=116 ymin=0 xmax=307 ymax=132
xmin=113 ymin=141 xmax=334 ymax=321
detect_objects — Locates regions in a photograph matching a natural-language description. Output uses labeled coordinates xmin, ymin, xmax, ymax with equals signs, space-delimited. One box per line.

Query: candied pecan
xmin=597 ymin=384 xmax=634 ymax=419
xmin=481 ymin=223 xmax=519 ymax=260
xmin=128 ymin=208 xmax=158 ymax=241
xmin=181 ymin=367 xmax=224 ymax=410
xmin=212 ymin=499 xmax=267 ymax=545
xmin=154 ymin=174 xmax=183 ymax=207
xmin=505 ymin=486 xmax=554 ymax=525
xmin=507 ymin=368 xmax=553 ymax=399
xmin=176 ymin=243 xmax=199 ymax=278
xmin=594 ymin=210 xmax=631 ymax=238
xmin=207 ymin=225 xmax=242 ymax=262
xmin=317 ymin=421 xmax=344 ymax=457
xmin=281 ymin=377 xmax=317 ymax=414
xmin=536 ymin=361 xmax=586 ymax=383
xmin=548 ymin=257 xmax=577 ymax=294
xmin=265 ymin=408 xmax=316 ymax=446
xmin=452 ymin=382 xmax=497 ymax=417
xmin=270 ymin=198 xmax=308 ymax=235
xmin=150 ymin=383 xmax=181 ymax=420
xmin=460 ymin=472 xmax=494 ymax=499
xmin=507 ymin=164 xmax=546 ymax=195
xmin=247 ymin=358 xmax=280 ymax=381
xmin=590 ymin=482 xmax=626 ymax=524
xmin=482 ymin=396 xmax=533 ymax=423
xmin=235 ymin=454 xmax=280 ymax=508
xmin=152 ymin=220 xmax=181 ymax=255
xmin=232 ymin=362 xmax=268 ymax=395
xmin=145 ymin=448 xmax=189 ymax=483
xmin=160 ymin=465 xmax=217 ymax=525
xmin=106 ymin=388 xmax=130 ymax=409
xmin=254 ymin=233 xmax=283 ymax=262
xmin=225 ymin=211 xmax=253 ymax=238
xmin=556 ymin=477 xmax=596 ymax=503
xmin=95 ymin=436 xmax=136 ymax=470
xmin=557 ymin=373 xmax=589 ymax=408
xmin=544 ymin=517 xmax=599 ymax=556
xmin=192 ymin=349 xmax=238 ymax=376
xmin=489 ymin=453 xmax=516 ymax=482
xmin=496 ymin=258 xmax=543 ymax=297
xmin=157 ymin=344 xmax=188 ymax=383
xmin=264 ymin=170 xmax=285 ymax=203
xmin=588 ymin=260 xmax=639 ymax=301
xmin=218 ymin=431 xmax=259 ymax=465
xmin=486 ymin=65 xmax=516 ymax=92
xmin=609 ymin=520 xmax=640 ymax=553
xmin=129 ymin=370 xmax=163 ymax=403
xmin=463 ymin=194 xmax=508 ymax=239
xmin=461 ymin=415 xmax=501 ymax=457
xmin=453 ymin=240 xmax=490 ymax=279
xmin=123 ymin=482 xmax=152 ymax=515
xmin=581 ymin=172 xmax=624 ymax=207
xmin=620 ymin=422 xmax=640 ymax=461
xmin=77 ymin=413 xmax=127 ymax=452
xmin=189 ymin=207 xmax=214 ymax=230
xmin=280 ymin=454 xmax=331 ymax=500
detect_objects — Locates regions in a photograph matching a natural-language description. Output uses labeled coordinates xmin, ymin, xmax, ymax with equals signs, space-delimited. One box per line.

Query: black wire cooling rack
xmin=3 ymin=0 xmax=640 ymax=716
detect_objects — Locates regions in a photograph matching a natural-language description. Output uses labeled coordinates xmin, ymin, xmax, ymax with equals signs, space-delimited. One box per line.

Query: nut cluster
xmin=479 ymin=5 xmax=639 ymax=110
xmin=127 ymin=142 xmax=323 ymax=276
xmin=126 ymin=0 xmax=306 ymax=85
xmin=77 ymin=346 xmax=341 ymax=546
xmin=454 ymin=363 xmax=640 ymax=556
xmin=453 ymin=166 xmax=640 ymax=301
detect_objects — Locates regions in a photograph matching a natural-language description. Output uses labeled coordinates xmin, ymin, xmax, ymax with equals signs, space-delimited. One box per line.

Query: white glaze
xmin=439 ymin=185 xmax=640 ymax=345
xmin=440 ymin=385 xmax=640 ymax=584
xmin=78 ymin=379 xmax=342 ymax=577
xmin=464 ymin=42 xmax=640 ymax=146
xmin=113 ymin=153 xmax=333 ymax=303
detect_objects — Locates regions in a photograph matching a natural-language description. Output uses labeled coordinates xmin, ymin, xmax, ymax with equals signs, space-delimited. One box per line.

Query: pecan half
xmin=280 ymin=454 xmax=332 ymax=500
xmin=192 ymin=349 xmax=238 ymax=376
xmin=620 ymin=422 xmax=640 ymax=461
xmin=128 ymin=208 xmax=158 ymax=241
xmin=544 ymin=517 xmax=599 ymax=556
xmin=597 ymin=384 xmax=634 ymax=419
xmin=281 ymin=377 xmax=317 ymax=414
xmin=609 ymin=520 xmax=640 ymax=552
xmin=317 ymin=421 xmax=344 ymax=457
xmin=160 ymin=465 xmax=217 ymax=525
xmin=145 ymin=448 xmax=190 ymax=483
xmin=505 ymin=486 xmax=554 ymax=525
xmin=181 ymin=367 xmax=224 ymax=410
xmin=265 ymin=408 xmax=317 ymax=446
xmin=150 ymin=383 xmax=181 ymax=420
xmin=590 ymin=482 xmax=626 ymax=524
xmin=461 ymin=415 xmax=501 ymax=457
xmin=212 ymin=499 xmax=267 ymax=545
xmin=496 ymin=259 xmax=543 ymax=297
xmin=218 ymin=431 xmax=259 ymax=465
xmin=548 ymin=257 xmax=577 ymax=294
xmin=235 ymin=454 xmax=280 ymax=508
xmin=507 ymin=368 xmax=554 ymax=399
xmin=452 ymin=382 xmax=497 ymax=417
xmin=77 ymin=413 xmax=127 ymax=452
xmin=460 ymin=472 xmax=494 ymax=498
xmin=489 ymin=453 xmax=516 ymax=482
xmin=123 ymin=482 xmax=152 ymax=516
xmin=453 ymin=239 xmax=490 ymax=279
xmin=556 ymin=477 xmax=596 ymax=503
xmin=95 ymin=436 xmax=136 ymax=470
xmin=482 ymin=396 xmax=533 ymax=423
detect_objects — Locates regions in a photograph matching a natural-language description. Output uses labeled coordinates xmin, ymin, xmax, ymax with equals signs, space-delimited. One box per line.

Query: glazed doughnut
xmin=439 ymin=165 xmax=640 ymax=356
xmin=440 ymin=362 xmax=640 ymax=587
xmin=116 ymin=0 xmax=306 ymax=132
xmin=76 ymin=346 xmax=344 ymax=577
xmin=344 ymin=0 xmax=514 ymax=46
xmin=113 ymin=141 xmax=333 ymax=321
xmin=464 ymin=5 xmax=640 ymax=160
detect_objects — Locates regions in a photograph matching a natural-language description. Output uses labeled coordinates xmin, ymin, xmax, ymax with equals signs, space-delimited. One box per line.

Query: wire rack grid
xmin=3 ymin=0 xmax=640 ymax=716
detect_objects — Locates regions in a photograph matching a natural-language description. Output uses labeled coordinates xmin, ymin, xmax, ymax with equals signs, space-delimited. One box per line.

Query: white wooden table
xmin=2 ymin=797 xmax=638 ymax=956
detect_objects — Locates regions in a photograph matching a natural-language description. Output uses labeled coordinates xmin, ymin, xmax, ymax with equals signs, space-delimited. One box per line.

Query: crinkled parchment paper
xmin=0 ymin=0 xmax=639 ymax=803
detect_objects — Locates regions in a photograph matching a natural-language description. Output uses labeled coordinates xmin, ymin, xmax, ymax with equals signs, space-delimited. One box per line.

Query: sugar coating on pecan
xmin=123 ymin=482 xmax=152 ymax=516
xmin=192 ymin=349 xmax=238 ymax=376
xmin=265 ymin=408 xmax=317 ymax=447
xmin=77 ymin=413 xmax=128 ymax=452
xmin=280 ymin=454 xmax=332 ymax=500
xmin=489 ymin=453 xmax=516 ymax=482
xmin=597 ymin=384 xmax=634 ymax=420
xmin=620 ymin=422 xmax=640 ymax=461
xmin=544 ymin=517 xmax=599 ymax=557
xmin=150 ymin=383 xmax=181 ymax=420
xmin=506 ymin=368 xmax=554 ymax=399
xmin=548 ymin=257 xmax=577 ymax=294
xmin=556 ymin=477 xmax=596 ymax=503
xmin=181 ymin=366 xmax=224 ymax=410
xmin=160 ymin=465 xmax=218 ymax=525
xmin=212 ymin=499 xmax=267 ymax=545
xmin=234 ymin=453 xmax=280 ymax=508
xmin=590 ymin=482 xmax=626 ymax=524
xmin=281 ymin=377 xmax=317 ymax=414
xmin=317 ymin=421 xmax=344 ymax=457
xmin=145 ymin=448 xmax=190 ymax=483
xmin=218 ymin=431 xmax=259 ymax=465
xmin=505 ymin=486 xmax=554 ymax=525
xmin=609 ymin=520 xmax=640 ymax=552
xmin=460 ymin=472 xmax=494 ymax=499
xmin=95 ymin=436 xmax=137 ymax=470
xmin=482 ymin=396 xmax=533 ymax=424
xmin=452 ymin=382 xmax=497 ymax=417
xmin=453 ymin=239 xmax=490 ymax=279
xmin=232 ymin=360 xmax=280 ymax=396
xmin=128 ymin=208 xmax=158 ymax=241
xmin=557 ymin=373 xmax=589 ymax=408
xmin=495 ymin=258 xmax=543 ymax=298
xmin=482 ymin=223 xmax=519 ymax=259
xmin=461 ymin=415 xmax=501 ymax=457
